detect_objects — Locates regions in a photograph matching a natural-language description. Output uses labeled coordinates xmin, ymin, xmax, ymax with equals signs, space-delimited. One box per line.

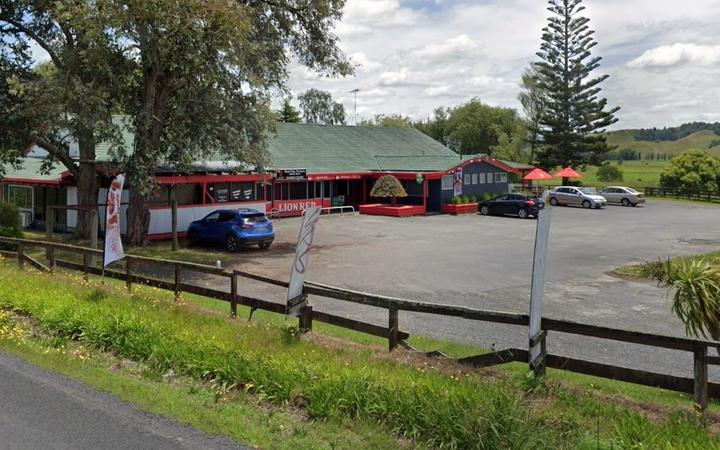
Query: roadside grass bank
xmin=614 ymin=251 xmax=720 ymax=280
xmin=0 ymin=263 xmax=719 ymax=449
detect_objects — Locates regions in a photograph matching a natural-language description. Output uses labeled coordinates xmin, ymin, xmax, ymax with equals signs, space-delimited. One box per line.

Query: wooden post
xmin=388 ymin=303 xmax=399 ymax=351
xmin=45 ymin=206 xmax=53 ymax=262
xmin=89 ymin=212 xmax=98 ymax=267
xmin=530 ymin=330 xmax=547 ymax=377
xmin=230 ymin=271 xmax=238 ymax=318
xmin=170 ymin=186 xmax=178 ymax=251
xmin=125 ymin=257 xmax=132 ymax=292
xmin=694 ymin=345 xmax=708 ymax=412
xmin=82 ymin=254 xmax=89 ymax=281
xmin=299 ymin=305 xmax=313 ymax=332
xmin=17 ymin=243 xmax=24 ymax=269
xmin=174 ymin=264 xmax=181 ymax=303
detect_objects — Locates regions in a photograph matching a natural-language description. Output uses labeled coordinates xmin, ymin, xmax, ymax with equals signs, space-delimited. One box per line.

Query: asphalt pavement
xmin=222 ymin=199 xmax=720 ymax=378
xmin=0 ymin=352 xmax=243 ymax=450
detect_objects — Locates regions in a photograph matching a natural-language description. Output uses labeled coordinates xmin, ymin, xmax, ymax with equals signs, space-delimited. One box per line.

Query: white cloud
xmin=628 ymin=43 xmax=720 ymax=68
xmin=285 ymin=0 xmax=720 ymax=128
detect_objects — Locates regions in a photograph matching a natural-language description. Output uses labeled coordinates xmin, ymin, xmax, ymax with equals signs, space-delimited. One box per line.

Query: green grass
xmin=534 ymin=160 xmax=668 ymax=190
xmin=1 ymin=263 xmax=720 ymax=448
xmin=615 ymin=251 xmax=720 ymax=280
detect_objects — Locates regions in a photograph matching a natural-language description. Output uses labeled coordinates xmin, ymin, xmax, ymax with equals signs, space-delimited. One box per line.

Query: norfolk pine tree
xmin=535 ymin=0 xmax=619 ymax=172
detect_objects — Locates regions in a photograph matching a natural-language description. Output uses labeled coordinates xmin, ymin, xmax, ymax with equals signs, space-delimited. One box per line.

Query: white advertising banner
xmin=529 ymin=208 xmax=552 ymax=364
xmin=453 ymin=169 xmax=463 ymax=196
xmin=103 ymin=174 xmax=125 ymax=267
xmin=286 ymin=205 xmax=322 ymax=317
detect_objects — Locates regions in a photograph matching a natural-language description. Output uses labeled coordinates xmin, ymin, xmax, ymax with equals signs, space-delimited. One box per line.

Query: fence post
xmin=89 ymin=212 xmax=98 ymax=267
xmin=530 ymin=330 xmax=548 ymax=377
xmin=230 ymin=271 xmax=238 ymax=318
xmin=82 ymin=254 xmax=89 ymax=281
xmin=299 ymin=304 xmax=313 ymax=332
xmin=693 ymin=345 xmax=708 ymax=412
xmin=17 ymin=243 xmax=24 ymax=269
xmin=171 ymin=185 xmax=178 ymax=251
xmin=388 ymin=303 xmax=399 ymax=351
xmin=125 ymin=257 xmax=132 ymax=292
xmin=45 ymin=207 xmax=53 ymax=262
xmin=174 ymin=264 xmax=181 ymax=303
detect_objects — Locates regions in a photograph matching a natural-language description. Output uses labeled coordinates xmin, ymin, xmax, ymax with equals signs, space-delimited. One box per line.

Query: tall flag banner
xmin=103 ymin=174 xmax=125 ymax=267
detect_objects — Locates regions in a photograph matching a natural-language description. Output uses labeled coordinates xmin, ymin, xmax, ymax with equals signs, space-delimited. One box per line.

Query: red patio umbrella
xmin=523 ymin=168 xmax=553 ymax=181
xmin=553 ymin=167 xmax=582 ymax=185
xmin=553 ymin=167 xmax=582 ymax=179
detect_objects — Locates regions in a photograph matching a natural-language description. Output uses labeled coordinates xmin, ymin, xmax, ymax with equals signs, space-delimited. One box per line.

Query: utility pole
xmin=349 ymin=88 xmax=359 ymax=125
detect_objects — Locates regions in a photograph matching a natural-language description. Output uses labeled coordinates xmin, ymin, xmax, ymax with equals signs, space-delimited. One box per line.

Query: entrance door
xmin=427 ymin=180 xmax=442 ymax=212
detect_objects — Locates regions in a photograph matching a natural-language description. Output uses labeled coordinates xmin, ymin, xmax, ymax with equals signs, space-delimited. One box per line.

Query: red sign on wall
xmin=273 ymin=199 xmax=331 ymax=216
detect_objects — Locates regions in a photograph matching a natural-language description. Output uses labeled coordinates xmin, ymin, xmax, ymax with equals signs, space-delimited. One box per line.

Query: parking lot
xmin=226 ymin=200 xmax=720 ymax=377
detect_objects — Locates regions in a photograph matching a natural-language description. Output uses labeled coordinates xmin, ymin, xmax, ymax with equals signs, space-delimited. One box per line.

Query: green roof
xmin=266 ymin=123 xmax=461 ymax=173
xmin=3 ymin=157 xmax=67 ymax=183
xmin=95 ymin=115 xmax=135 ymax=161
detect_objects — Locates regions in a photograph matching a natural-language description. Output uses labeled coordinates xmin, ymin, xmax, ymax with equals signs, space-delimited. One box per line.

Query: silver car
xmin=599 ymin=186 xmax=646 ymax=207
xmin=549 ymin=186 xmax=607 ymax=209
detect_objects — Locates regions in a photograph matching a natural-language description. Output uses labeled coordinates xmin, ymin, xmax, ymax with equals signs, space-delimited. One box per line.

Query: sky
xmin=286 ymin=0 xmax=720 ymax=130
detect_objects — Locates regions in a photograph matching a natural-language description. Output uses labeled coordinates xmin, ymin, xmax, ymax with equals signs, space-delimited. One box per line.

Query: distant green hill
xmin=605 ymin=128 xmax=720 ymax=160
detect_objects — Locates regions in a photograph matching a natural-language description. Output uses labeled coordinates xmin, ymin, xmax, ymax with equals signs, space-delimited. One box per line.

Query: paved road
xmin=219 ymin=199 xmax=720 ymax=378
xmin=0 ymin=352 xmax=242 ymax=450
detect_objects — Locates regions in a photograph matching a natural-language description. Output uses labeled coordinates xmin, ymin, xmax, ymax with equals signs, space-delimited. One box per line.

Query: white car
xmin=549 ymin=186 xmax=607 ymax=209
xmin=599 ymin=186 xmax=646 ymax=207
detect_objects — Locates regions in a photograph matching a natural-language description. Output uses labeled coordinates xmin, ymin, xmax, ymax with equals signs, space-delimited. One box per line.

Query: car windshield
xmin=242 ymin=213 xmax=268 ymax=223
xmin=578 ymin=188 xmax=596 ymax=194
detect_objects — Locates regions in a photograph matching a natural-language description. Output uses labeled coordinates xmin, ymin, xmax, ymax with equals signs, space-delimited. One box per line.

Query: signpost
xmin=286 ymin=205 xmax=322 ymax=318
xmin=528 ymin=208 xmax=552 ymax=376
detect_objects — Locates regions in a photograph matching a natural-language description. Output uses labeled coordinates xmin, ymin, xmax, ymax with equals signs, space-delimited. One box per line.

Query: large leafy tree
xmin=443 ymin=98 xmax=526 ymax=157
xmin=534 ymin=0 xmax=619 ymax=170
xmin=0 ymin=1 xmax=125 ymax=237
xmin=360 ymin=114 xmax=412 ymax=128
xmin=298 ymin=88 xmax=346 ymax=125
xmin=109 ymin=0 xmax=351 ymax=244
xmin=518 ymin=64 xmax=547 ymax=165
xmin=659 ymin=149 xmax=720 ymax=191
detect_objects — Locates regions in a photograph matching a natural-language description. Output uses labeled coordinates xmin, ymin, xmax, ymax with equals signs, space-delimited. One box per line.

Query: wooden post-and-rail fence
xmin=2 ymin=235 xmax=720 ymax=411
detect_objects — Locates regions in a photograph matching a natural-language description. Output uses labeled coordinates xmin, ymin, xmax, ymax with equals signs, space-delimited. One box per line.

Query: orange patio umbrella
xmin=553 ymin=167 xmax=582 ymax=179
xmin=523 ymin=168 xmax=553 ymax=181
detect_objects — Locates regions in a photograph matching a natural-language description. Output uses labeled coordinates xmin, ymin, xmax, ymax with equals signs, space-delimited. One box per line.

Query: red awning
xmin=553 ymin=167 xmax=582 ymax=178
xmin=523 ymin=168 xmax=553 ymax=181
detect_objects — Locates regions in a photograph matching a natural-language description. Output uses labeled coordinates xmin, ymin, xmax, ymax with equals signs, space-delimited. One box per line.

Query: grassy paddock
xmin=0 ymin=263 xmax=719 ymax=448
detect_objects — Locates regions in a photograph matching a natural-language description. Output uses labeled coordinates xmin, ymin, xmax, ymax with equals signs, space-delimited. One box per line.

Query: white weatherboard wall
xmin=148 ymin=201 xmax=267 ymax=235
xmin=66 ymin=187 xmax=78 ymax=228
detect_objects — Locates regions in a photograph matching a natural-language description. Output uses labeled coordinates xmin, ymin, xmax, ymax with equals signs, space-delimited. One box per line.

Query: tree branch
xmin=4 ymin=19 xmax=64 ymax=69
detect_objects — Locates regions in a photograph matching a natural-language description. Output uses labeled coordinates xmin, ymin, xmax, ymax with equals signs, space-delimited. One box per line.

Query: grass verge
xmin=1 ymin=262 xmax=719 ymax=449
xmin=614 ymin=251 xmax=720 ymax=280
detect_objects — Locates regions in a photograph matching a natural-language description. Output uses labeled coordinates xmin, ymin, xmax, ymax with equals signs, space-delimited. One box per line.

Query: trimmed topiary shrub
xmin=370 ymin=175 xmax=407 ymax=205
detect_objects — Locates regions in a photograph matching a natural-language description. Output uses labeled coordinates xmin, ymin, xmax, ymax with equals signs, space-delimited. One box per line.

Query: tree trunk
xmin=126 ymin=188 xmax=149 ymax=246
xmin=75 ymin=132 xmax=98 ymax=239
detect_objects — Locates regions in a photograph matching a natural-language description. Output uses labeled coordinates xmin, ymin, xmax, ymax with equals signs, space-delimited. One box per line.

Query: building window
xmin=494 ymin=172 xmax=508 ymax=183
xmin=7 ymin=185 xmax=32 ymax=211
xmin=464 ymin=174 xmax=471 ymax=185
xmin=471 ymin=174 xmax=478 ymax=184
xmin=209 ymin=183 xmax=230 ymax=202
xmin=230 ymin=182 xmax=256 ymax=201
xmin=288 ymin=181 xmax=308 ymax=200
xmin=441 ymin=175 xmax=453 ymax=190
xmin=478 ymin=173 xmax=486 ymax=184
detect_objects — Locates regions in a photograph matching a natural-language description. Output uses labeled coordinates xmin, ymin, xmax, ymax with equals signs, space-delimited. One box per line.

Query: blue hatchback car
xmin=187 ymin=209 xmax=274 ymax=252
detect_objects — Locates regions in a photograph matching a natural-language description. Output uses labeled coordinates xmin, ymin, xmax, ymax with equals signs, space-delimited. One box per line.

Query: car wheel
xmin=187 ymin=230 xmax=199 ymax=246
xmin=582 ymin=200 xmax=592 ymax=209
xmin=549 ymin=197 xmax=559 ymax=206
xmin=621 ymin=198 xmax=631 ymax=207
xmin=631 ymin=203 xmax=638 ymax=207
xmin=258 ymin=240 xmax=272 ymax=250
xmin=225 ymin=234 xmax=241 ymax=252
xmin=518 ymin=208 xmax=528 ymax=219
xmin=479 ymin=205 xmax=490 ymax=215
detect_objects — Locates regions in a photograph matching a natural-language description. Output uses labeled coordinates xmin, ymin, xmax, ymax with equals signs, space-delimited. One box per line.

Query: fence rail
xmin=645 ymin=186 xmax=720 ymax=202
xmin=2 ymin=235 xmax=719 ymax=410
